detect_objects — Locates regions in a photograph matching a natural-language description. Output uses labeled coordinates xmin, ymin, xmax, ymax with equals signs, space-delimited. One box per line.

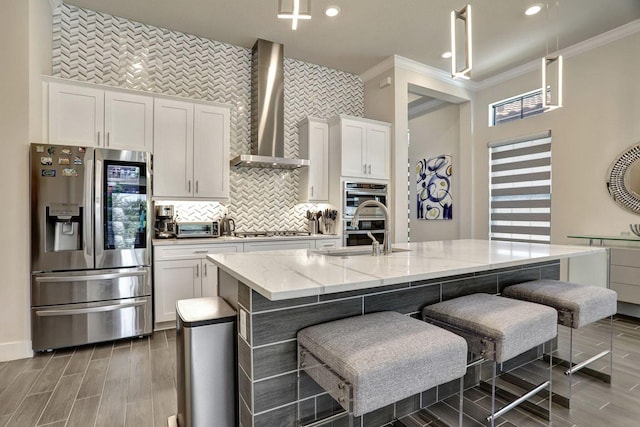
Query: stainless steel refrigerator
xmin=30 ymin=143 xmax=152 ymax=351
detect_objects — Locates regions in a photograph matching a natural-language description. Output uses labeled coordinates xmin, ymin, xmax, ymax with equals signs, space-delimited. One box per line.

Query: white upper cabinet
xmin=193 ymin=104 xmax=230 ymax=199
xmin=153 ymin=98 xmax=194 ymax=198
xmin=298 ymin=117 xmax=329 ymax=202
xmin=49 ymin=82 xmax=104 ymax=147
xmin=153 ymin=98 xmax=230 ymax=200
xmin=329 ymin=115 xmax=391 ymax=180
xmin=104 ymin=91 xmax=153 ymax=151
xmin=48 ymin=80 xmax=153 ymax=151
xmin=364 ymin=122 xmax=391 ymax=180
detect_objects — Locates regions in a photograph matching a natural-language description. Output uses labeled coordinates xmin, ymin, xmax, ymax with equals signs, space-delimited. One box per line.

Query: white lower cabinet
xmin=154 ymin=259 xmax=201 ymax=325
xmin=153 ymin=243 xmax=242 ymax=327
xmin=610 ymin=247 xmax=640 ymax=304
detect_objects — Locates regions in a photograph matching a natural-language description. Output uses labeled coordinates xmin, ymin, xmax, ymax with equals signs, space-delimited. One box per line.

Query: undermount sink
xmin=312 ymin=247 xmax=412 ymax=257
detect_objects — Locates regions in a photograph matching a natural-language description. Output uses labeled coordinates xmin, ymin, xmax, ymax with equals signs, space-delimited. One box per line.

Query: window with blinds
xmin=489 ymin=134 xmax=551 ymax=244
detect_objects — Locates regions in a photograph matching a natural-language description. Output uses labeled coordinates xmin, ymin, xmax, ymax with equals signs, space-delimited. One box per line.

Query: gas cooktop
xmin=233 ymin=230 xmax=311 ymax=238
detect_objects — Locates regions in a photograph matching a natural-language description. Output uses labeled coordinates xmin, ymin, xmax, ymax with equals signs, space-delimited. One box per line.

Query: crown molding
xmin=476 ymin=19 xmax=640 ymax=90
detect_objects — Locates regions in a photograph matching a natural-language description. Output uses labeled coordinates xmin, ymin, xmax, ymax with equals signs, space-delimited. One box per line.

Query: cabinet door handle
xmin=106 ymin=132 xmax=110 ymax=147
xmin=363 ymin=164 xmax=367 ymax=174
xmin=196 ymin=264 xmax=199 ymax=277
xmin=188 ymin=180 xmax=191 ymax=193
xmin=196 ymin=181 xmax=199 ymax=193
xmin=193 ymin=250 xmax=209 ymax=254
xmin=311 ymin=186 xmax=314 ymax=197
xmin=203 ymin=263 xmax=207 ymax=276
xmin=97 ymin=131 xmax=101 ymax=146
xmin=368 ymin=164 xmax=371 ymax=174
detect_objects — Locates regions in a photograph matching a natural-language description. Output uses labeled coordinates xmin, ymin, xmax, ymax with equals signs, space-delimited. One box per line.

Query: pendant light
xmin=450 ymin=4 xmax=472 ymax=79
xmin=541 ymin=2 xmax=563 ymax=110
xmin=542 ymin=54 xmax=563 ymax=110
xmin=278 ymin=0 xmax=311 ymax=30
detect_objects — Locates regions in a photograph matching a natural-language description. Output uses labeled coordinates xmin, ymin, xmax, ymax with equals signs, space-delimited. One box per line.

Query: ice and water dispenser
xmin=46 ymin=203 xmax=83 ymax=252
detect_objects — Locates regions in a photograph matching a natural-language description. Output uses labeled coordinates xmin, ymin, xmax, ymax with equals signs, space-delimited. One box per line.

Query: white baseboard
xmin=0 ymin=340 xmax=34 ymax=362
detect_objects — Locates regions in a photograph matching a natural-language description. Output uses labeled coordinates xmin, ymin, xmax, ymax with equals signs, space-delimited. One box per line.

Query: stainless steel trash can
xmin=175 ymin=297 xmax=237 ymax=427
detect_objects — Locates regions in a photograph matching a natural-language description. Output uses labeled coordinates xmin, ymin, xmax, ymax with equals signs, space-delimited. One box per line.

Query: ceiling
xmin=63 ymin=0 xmax=640 ymax=82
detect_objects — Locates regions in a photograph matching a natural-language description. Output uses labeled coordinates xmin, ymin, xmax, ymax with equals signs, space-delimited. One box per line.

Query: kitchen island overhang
xmin=208 ymin=239 xmax=606 ymax=427
xmin=208 ymin=239 xmax=606 ymax=301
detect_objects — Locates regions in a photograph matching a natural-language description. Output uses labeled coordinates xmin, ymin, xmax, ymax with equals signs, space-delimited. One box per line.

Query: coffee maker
xmin=154 ymin=205 xmax=175 ymax=238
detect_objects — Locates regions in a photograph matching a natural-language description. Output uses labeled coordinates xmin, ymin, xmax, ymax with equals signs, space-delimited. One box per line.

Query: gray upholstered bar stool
xmin=422 ymin=293 xmax=558 ymax=427
xmin=296 ymin=311 xmax=468 ymax=427
xmin=502 ymin=279 xmax=617 ymax=404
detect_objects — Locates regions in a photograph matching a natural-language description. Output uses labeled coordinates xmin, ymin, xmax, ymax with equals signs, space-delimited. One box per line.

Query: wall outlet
xmin=239 ymin=309 xmax=247 ymax=340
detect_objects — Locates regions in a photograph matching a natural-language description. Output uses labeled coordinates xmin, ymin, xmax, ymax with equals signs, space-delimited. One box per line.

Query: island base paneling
xmin=219 ymin=261 xmax=560 ymax=427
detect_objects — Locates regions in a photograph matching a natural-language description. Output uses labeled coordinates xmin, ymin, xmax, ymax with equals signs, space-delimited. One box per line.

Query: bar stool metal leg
xmin=459 ymin=376 xmax=464 ymax=427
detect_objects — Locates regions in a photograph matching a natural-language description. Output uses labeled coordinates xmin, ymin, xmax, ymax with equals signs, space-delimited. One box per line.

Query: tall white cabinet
xmin=153 ymin=98 xmax=230 ymax=200
xmin=298 ymin=117 xmax=329 ymax=202
xmin=328 ymin=115 xmax=391 ymax=180
xmin=48 ymin=80 xmax=153 ymax=151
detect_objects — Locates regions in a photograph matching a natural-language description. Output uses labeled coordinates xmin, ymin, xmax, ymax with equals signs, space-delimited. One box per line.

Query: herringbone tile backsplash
xmin=52 ymin=3 xmax=364 ymax=231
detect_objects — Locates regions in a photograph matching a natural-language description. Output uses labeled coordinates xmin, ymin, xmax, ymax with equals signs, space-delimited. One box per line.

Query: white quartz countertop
xmin=152 ymin=234 xmax=340 ymax=246
xmin=207 ymin=239 xmax=606 ymax=301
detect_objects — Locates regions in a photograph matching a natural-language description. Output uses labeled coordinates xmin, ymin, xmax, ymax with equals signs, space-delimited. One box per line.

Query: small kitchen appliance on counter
xmin=220 ymin=214 xmax=236 ymax=236
xmin=154 ymin=204 xmax=175 ymax=238
xmin=175 ymin=221 xmax=220 ymax=238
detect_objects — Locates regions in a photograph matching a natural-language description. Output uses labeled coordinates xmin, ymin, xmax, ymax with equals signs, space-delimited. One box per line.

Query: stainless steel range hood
xmin=231 ymin=39 xmax=309 ymax=169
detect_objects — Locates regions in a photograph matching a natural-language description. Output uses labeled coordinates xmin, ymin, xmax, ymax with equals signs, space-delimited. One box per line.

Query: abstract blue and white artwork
xmin=417 ymin=154 xmax=453 ymax=220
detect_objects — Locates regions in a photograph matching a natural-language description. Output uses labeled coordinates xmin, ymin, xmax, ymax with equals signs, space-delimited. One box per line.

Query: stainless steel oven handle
xmin=344 ymin=229 xmax=386 ymax=235
xmin=35 ymin=298 xmax=148 ymax=316
xmin=35 ymin=270 xmax=147 ymax=283
xmin=344 ymin=190 xmax=387 ymax=196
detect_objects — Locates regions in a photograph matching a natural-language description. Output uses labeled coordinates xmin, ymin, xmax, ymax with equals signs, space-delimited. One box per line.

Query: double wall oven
xmin=30 ymin=144 xmax=152 ymax=351
xmin=343 ymin=182 xmax=388 ymax=247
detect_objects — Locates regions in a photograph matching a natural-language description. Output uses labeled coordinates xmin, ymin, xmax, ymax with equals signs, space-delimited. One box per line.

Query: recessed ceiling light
xmin=441 ymin=51 xmax=452 ymax=59
xmin=525 ymin=4 xmax=543 ymax=16
xmin=325 ymin=6 xmax=341 ymax=17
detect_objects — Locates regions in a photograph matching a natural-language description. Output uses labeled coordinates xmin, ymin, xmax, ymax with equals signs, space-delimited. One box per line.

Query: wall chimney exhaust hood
xmin=231 ymin=39 xmax=309 ymax=169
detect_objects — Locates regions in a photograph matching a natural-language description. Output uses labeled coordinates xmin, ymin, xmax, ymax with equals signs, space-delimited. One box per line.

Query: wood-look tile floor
xmin=0 ymin=329 xmax=176 ymax=427
xmin=1 ymin=317 xmax=639 ymax=427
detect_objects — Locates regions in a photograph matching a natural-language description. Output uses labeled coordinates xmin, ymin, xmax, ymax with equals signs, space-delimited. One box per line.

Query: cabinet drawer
xmin=610 ymin=265 xmax=640 ymax=286
xmin=244 ymin=240 xmax=313 ymax=252
xmin=611 ymin=282 xmax=640 ymax=304
xmin=610 ymin=248 xmax=640 ymax=268
xmin=315 ymin=239 xmax=340 ymax=249
xmin=154 ymin=243 xmax=242 ymax=261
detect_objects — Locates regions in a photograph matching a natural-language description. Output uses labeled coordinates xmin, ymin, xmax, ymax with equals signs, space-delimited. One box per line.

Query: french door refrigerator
xmin=30 ymin=143 xmax=152 ymax=351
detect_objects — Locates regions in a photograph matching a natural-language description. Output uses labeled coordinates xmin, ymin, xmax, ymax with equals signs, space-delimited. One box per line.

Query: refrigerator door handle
xmin=84 ymin=155 xmax=94 ymax=261
xmin=35 ymin=298 xmax=148 ymax=317
xmin=94 ymin=156 xmax=104 ymax=262
xmin=34 ymin=270 xmax=147 ymax=283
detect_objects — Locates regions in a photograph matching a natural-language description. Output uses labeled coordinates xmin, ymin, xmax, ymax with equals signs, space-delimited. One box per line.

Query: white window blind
xmin=489 ymin=134 xmax=551 ymax=244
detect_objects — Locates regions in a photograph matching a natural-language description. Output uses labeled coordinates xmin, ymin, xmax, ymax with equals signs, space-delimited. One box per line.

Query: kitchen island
xmin=208 ymin=239 xmax=605 ymax=427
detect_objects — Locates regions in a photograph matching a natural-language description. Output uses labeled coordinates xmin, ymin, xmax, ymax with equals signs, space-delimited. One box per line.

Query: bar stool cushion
xmin=422 ymin=293 xmax=557 ymax=364
xmin=297 ymin=311 xmax=467 ymax=417
xmin=502 ymin=279 xmax=617 ymax=329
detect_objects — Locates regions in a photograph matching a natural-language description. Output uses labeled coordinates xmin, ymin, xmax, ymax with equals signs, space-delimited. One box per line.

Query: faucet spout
xmin=351 ymin=200 xmax=392 ymax=255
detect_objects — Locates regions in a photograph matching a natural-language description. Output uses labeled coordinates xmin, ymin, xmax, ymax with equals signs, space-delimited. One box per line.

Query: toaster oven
xmin=174 ymin=221 xmax=220 ymax=238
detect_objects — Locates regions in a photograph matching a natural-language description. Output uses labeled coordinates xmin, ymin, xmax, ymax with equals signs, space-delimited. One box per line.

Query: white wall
xmin=471 ymin=31 xmax=640 ymax=243
xmin=0 ymin=0 xmax=52 ymax=362
xmin=409 ymin=103 xmax=461 ymax=242
xmin=0 ymin=0 xmax=32 ymax=361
